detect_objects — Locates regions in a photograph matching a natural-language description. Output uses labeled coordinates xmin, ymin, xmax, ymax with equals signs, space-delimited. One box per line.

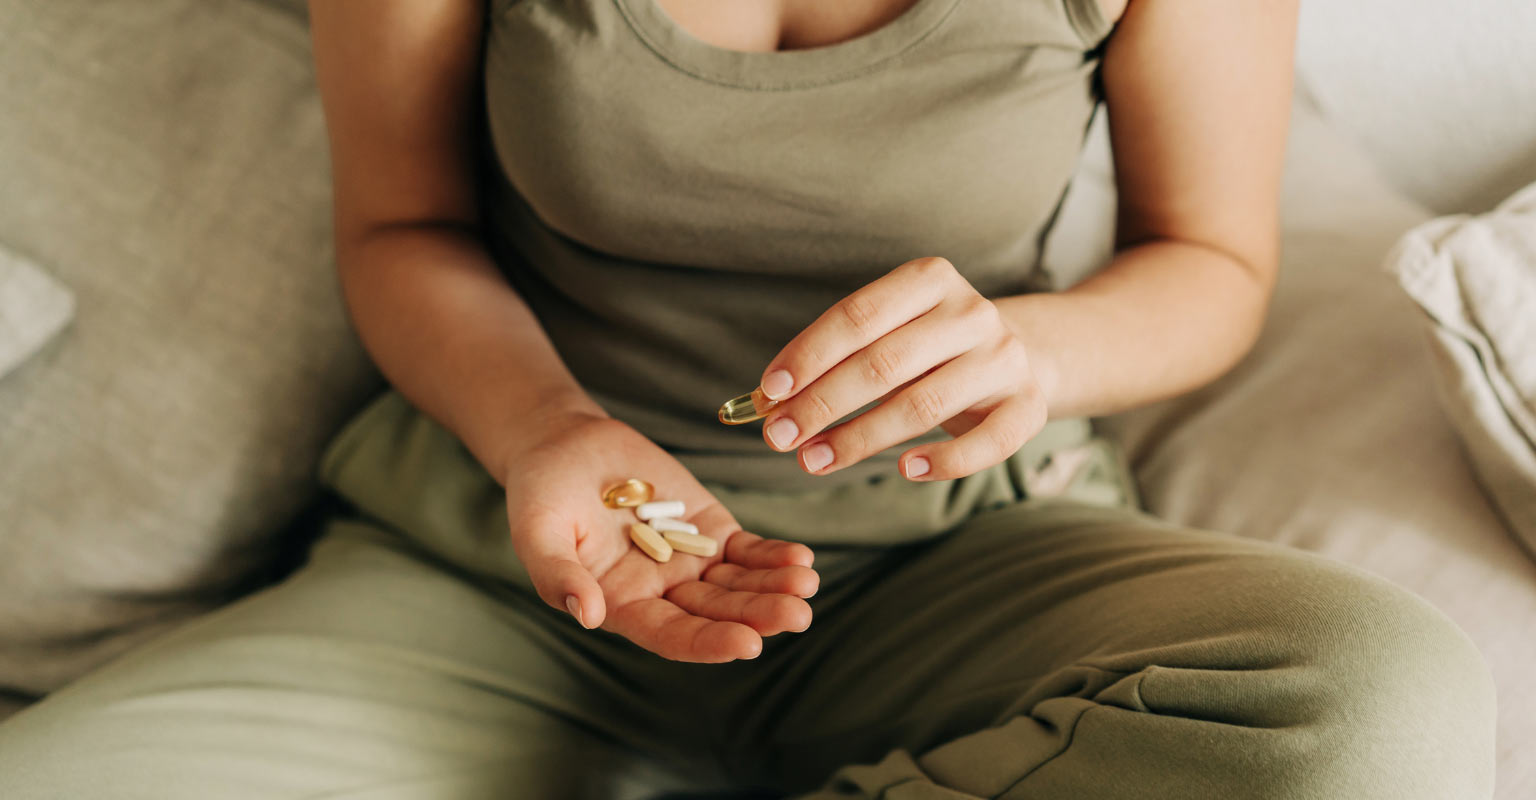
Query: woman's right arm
xmin=309 ymin=0 xmax=817 ymax=660
xmin=308 ymin=0 xmax=606 ymax=486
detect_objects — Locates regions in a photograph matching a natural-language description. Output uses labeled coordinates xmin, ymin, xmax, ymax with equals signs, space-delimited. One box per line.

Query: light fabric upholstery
xmin=0 ymin=0 xmax=380 ymax=705
xmin=1294 ymin=0 xmax=1536 ymax=214
xmin=1386 ymin=181 xmax=1536 ymax=557
xmin=1060 ymin=98 xmax=1536 ymax=799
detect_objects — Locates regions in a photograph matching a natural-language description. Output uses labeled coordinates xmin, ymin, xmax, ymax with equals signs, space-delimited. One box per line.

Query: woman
xmin=0 ymin=0 xmax=1496 ymax=797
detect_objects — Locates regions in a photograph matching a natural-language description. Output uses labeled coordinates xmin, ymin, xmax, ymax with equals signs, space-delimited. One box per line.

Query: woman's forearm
xmin=995 ymin=237 xmax=1273 ymax=420
xmin=336 ymin=221 xmax=606 ymax=485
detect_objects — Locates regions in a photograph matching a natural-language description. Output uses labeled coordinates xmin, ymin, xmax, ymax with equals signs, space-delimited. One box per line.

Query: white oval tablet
xmin=647 ymin=517 xmax=699 ymax=536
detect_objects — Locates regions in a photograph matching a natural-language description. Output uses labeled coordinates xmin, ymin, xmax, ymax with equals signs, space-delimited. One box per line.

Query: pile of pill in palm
xmin=600 ymin=478 xmax=718 ymax=562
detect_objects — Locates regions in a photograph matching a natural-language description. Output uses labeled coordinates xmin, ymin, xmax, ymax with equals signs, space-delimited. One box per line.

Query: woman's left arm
xmin=754 ymin=0 xmax=1300 ymax=481
xmin=996 ymin=0 xmax=1300 ymax=421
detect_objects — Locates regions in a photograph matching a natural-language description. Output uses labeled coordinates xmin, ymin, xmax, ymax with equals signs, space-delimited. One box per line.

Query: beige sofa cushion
xmin=0 ymin=0 xmax=380 ymax=705
xmin=1295 ymin=0 xmax=1536 ymax=214
xmin=1386 ymin=181 xmax=1536 ymax=556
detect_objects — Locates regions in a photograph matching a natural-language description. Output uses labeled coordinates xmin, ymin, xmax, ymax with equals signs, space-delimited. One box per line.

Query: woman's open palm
xmin=503 ymin=413 xmax=819 ymax=663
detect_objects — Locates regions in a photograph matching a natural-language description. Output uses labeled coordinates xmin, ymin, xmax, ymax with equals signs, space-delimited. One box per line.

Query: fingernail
xmin=565 ymin=595 xmax=586 ymax=628
xmin=765 ymin=417 xmax=799 ymax=450
xmin=906 ymin=456 xmax=931 ymax=478
xmin=761 ymin=370 xmax=793 ymax=400
xmin=802 ymin=442 xmax=834 ymax=472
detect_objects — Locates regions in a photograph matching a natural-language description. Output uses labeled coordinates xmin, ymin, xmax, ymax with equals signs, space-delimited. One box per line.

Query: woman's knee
xmin=1235 ymin=555 xmax=1497 ymax=798
xmin=1055 ymin=538 xmax=1499 ymax=799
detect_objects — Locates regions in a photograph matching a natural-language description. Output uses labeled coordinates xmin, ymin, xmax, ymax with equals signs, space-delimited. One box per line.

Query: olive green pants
xmin=0 ymin=394 xmax=1497 ymax=799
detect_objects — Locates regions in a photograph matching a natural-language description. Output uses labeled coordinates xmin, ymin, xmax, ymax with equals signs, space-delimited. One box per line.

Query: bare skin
xmin=650 ymin=0 xmax=1128 ymax=53
xmin=653 ymin=0 xmax=926 ymax=52
xmin=307 ymin=0 xmax=1296 ymax=661
xmin=651 ymin=0 xmax=1129 ymax=52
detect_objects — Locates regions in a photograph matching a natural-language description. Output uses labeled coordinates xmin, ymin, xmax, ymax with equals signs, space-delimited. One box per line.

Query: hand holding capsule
xmin=755 ymin=256 xmax=1048 ymax=482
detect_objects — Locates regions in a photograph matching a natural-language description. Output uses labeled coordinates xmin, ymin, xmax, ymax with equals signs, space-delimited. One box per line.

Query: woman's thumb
xmin=541 ymin=556 xmax=605 ymax=629
xmin=517 ymin=524 xmax=606 ymax=629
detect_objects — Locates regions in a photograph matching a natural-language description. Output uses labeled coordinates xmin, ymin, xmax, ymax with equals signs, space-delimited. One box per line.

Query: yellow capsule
xmin=629 ymin=522 xmax=673 ymax=563
xmin=661 ymin=530 xmax=718 ymax=558
xmin=601 ymin=478 xmax=654 ymax=509
xmin=718 ymin=387 xmax=782 ymax=425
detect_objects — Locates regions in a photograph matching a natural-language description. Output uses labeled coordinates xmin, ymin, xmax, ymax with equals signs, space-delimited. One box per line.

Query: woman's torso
xmin=476 ymin=0 xmax=1118 ymax=492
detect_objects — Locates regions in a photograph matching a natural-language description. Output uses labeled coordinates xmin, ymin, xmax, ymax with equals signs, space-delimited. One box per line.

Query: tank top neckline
xmin=611 ymin=0 xmax=966 ymax=91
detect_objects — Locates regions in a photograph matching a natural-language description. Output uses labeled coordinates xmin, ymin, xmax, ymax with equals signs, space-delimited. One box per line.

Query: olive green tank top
xmin=476 ymin=0 xmax=1118 ymax=493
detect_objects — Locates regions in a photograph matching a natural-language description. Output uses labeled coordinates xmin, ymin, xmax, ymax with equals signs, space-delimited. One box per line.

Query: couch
xmin=2 ymin=0 xmax=1533 ymax=795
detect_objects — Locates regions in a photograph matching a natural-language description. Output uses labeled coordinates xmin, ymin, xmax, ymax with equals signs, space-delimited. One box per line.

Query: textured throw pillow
xmin=0 ymin=0 xmax=380 ymax=714
xmin=1385 ymin=181 xmax=1536 ymax=555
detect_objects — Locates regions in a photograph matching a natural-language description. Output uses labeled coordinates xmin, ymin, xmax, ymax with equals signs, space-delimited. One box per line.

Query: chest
xmin=483 ymin=0 xmax=1109 ymax=291
xmin=650 ymin=0 xmax=925 ymax=52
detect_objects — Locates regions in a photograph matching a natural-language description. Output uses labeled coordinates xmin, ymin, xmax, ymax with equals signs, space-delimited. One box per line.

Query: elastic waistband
xmin=317 ymin=390 xmax=1139 ymax=558
xmin=704 ymin=415 xmax=1138 ymax=548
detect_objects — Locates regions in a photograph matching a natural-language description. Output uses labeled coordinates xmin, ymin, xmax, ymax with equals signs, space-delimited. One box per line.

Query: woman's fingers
xmin=665 ymin=581 xmax=812 ymax=636
xmin=604 ymin=597 xmax=763 ymax=663
xmin=758 ymin=257 xmax=957 ymax=401
xmin=514 ymin=508 xmax=608 ymax=630
xmin=900 ymin=392 xmax=1045 ymax=481
xmin=789 ymin=344 xmax=1015 ymax=476
xmin=760 ymin=302 xmax=983 ymax=455
xmin=723 ymin=529 xmax=815 ymax=570
xmin=702 ymin=562 xmax=819 ymax=597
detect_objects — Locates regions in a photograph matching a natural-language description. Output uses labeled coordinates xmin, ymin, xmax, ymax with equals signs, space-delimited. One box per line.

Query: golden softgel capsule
xmin=629 ymin=522 xmax=673 ymax=562
xmin=718 ymin=387 xmax=781 ymax=425
xmin=601 ymin=478 xmax=654 ymax=509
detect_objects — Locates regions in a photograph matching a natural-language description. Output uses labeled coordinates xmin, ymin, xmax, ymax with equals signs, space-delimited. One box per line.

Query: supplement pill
xmin=635 ymin=500 xmax=686 ymax=521
xmin=647 ymin=517 xmax=699 ymax=536
xmin=719 ymin=387 xmax=782 ymax=425
xmin=629 ymin=522 xmax=673 ymax=562
xmin=601 ymin=478 xmax=654 ymax=509
xmin=661 ymin=530 xmax=718 ymax=558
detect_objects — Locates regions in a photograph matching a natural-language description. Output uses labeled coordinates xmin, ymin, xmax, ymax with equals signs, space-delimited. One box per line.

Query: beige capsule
xmin=602 ymin=478 xmax=654 ymax=509
xmin=629 ymin=522 xmax=673 ymax=562
xmin=661 ymin=530 xmax=718 ymax=558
